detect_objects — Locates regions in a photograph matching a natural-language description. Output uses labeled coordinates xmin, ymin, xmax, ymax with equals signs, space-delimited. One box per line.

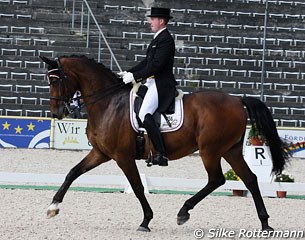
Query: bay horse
xmin=40 ymin=55 xmax=290 ymax=232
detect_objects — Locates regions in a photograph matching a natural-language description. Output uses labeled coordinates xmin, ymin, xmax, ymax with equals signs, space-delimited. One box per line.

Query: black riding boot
xmin=143 ymin=114 xmax=168 ymax=166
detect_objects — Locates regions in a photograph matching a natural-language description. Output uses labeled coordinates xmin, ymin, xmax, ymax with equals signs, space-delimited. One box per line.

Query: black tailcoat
xmin=128 ymin=28 xmax=176 ymax=113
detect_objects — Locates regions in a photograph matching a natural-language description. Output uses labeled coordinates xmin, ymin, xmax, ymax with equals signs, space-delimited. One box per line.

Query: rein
xmin=79 ymin=82 xmax=127 ymax=106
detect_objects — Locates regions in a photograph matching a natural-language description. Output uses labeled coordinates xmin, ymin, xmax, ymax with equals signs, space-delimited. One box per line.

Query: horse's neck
xmin=75 ymin=63 xmax=128 ymax=117
xmin=85 ymin=87 xmax=129 ymax=119
xmin=79 ymin=71 xmax=121 ymax=100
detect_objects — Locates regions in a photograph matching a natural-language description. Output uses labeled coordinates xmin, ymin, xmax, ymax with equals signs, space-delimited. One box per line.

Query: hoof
xmin=177 ymin=213 xmax=190 ymax=225
xmin=47 ymin=208 xmax=59 ymax=219
xmin=46 ymin=203 xmax=60 ymax=219
xmin=262 ymin=226 xmax=274 ymax=232
xmin=137 ymin=226 xmax=151 ymax=232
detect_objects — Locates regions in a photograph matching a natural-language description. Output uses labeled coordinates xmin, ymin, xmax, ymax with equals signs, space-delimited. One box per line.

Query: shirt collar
xmin=153 ymin=27 xmax=166 ymax=39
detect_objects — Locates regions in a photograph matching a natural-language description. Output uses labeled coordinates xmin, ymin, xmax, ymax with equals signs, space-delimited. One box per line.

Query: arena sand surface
xmin=0 ymin=149 xmax=304 ymax=240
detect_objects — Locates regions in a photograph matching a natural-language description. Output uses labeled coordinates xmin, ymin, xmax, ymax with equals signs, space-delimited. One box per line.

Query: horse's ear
xmin=39 ymin=56 xmax=57 ymax=68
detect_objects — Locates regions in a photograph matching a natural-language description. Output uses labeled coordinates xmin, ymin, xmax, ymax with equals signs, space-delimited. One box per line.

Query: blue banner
xmin=0 ymin=117 xmax=51 ymax=148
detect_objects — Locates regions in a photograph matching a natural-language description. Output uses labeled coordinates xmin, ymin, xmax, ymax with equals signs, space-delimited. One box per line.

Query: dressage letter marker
xmin=244 ymin=145 xmax=274 ymax=197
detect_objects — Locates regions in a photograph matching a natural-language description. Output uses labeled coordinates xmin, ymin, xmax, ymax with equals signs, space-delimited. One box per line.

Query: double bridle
xmin=47 ymin=58 xmax=127 ymax=113
xmin=47 ymin=58 xmax=74 ymax=113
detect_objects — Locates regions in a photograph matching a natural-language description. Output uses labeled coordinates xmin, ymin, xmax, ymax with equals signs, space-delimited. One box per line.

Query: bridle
xmin=47 ymin=58 xmax=127 ymax=113
xmin=47 ymin=58 xmax=73 ymax=113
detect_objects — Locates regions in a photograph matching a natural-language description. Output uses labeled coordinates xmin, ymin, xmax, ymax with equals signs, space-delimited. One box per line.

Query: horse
xmin=40 ymin=55 xmax=290 ymax=232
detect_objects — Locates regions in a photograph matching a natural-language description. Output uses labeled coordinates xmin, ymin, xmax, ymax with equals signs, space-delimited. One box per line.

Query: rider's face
xmin=150 ymin=17 xmax=164 ymax=33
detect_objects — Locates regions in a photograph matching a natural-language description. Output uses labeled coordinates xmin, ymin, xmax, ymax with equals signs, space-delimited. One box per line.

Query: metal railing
xmin=260 ymin=0 xmax=269 ymax=102
xmin=70 ymin=0 xmax=122 ymax=71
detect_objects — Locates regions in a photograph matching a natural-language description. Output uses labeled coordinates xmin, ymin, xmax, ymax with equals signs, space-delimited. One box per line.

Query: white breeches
xmin=138 ymin=79 xmax=158 ymax=123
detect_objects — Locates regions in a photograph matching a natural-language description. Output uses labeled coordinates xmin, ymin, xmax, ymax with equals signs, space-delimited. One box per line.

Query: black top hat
xmin=147 ymin=7 xmax=173 ymax=19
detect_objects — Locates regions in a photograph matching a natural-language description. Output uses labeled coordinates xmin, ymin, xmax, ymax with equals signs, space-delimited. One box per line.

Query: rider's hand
xmin=123 ymin=72 xmax=135 ymax=84
xmin=117 ymin=71 xmax=127 ymax=77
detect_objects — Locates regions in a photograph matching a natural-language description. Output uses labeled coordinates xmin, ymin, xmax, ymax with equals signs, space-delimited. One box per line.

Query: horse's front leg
xmin=47 ymin=149 xmax=110 ymax=218
xmin=117 ymin=159 xmax=153 ymax=232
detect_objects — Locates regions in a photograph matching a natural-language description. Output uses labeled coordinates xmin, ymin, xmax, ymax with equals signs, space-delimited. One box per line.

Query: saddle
xmin=134 ymin=85 xmax=175 ymax=127
xmin=129 ymin=84 xmax=184 ymax=159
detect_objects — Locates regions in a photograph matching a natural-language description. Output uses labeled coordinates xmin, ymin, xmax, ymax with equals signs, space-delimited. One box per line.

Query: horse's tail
xmin=241 ymin=96 xmax=291 ymax=175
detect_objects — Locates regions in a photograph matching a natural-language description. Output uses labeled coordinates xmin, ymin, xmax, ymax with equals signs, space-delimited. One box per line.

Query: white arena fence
xmin=0 ymin=172 xmax=304 ymax=195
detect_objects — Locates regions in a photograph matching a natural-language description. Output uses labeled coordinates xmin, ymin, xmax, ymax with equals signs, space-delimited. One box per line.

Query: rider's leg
xmin=143 ymin=113 xmax=168 ymax=166
xmin=139 ymin=79 xmax=168 ymax=166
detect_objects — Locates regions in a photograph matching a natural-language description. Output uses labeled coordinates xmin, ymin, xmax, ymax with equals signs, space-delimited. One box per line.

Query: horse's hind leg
xmin=177 ymin=153 xmax=225 ymax=225
xmin=47 ymin=149 xmax=110 ymax=218
xmin=223 ymin=147 xmax=273 ymax=231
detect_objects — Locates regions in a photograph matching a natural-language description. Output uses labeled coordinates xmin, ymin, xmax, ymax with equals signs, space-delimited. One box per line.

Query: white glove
xmin=123 ymin=72 xmax=135 ymax=84
xmin=117 ymin=71 xmax=127 ymax=77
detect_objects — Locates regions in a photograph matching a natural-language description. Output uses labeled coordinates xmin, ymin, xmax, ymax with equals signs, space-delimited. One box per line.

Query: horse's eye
xmin=49 ymin=78 xmax=59 ymax=86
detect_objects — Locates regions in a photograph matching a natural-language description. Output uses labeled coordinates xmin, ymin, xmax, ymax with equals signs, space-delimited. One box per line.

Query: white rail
xmin=0 ymin=172 xmax=304 ymax=195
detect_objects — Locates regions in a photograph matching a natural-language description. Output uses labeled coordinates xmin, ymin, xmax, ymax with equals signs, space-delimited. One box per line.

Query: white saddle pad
xmin=129 ymin=90 xmax=184 ymax=133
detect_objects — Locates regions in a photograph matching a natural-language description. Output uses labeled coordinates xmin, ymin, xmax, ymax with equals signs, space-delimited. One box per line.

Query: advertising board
xmin=52 ymin=119 xmax=91 ymax=150
xmin=0 ymin=117 xmax=51 ymax=148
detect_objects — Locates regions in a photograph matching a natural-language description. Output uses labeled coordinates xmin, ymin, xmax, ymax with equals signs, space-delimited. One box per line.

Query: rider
xmin=118 ymin=7 xmax=177 ymax=166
